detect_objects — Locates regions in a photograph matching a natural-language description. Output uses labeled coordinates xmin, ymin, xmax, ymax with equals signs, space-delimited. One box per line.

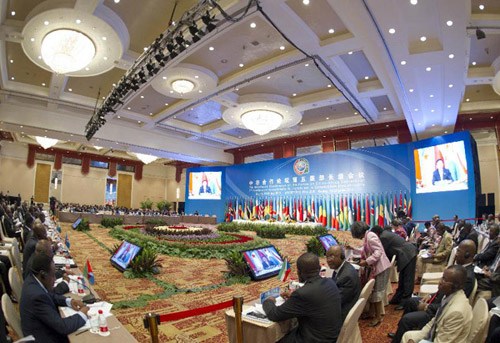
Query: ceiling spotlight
xmin=250 ymin=22 xmax=256 ymax=29
xmin=410 ymin=0 xmax=418 ymax=4
xmin=420 ymin=36 xmax=427 ymax=42
xmin=303 ymin=0 xmax=310 ymax=5
xmin=388 ymin=28 xmax=396 ymax=34
xmin=476 ymin=28 xmax=486 ymax=40
xmin=448 ymin=54 xmax=454 ymax=59
xmin=446 ymin=20 xmax=453 ymax=26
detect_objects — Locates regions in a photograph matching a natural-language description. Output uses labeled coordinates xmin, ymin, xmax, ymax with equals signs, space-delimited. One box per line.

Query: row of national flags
xmin=224 ymin=192 xmax=412 ymax=230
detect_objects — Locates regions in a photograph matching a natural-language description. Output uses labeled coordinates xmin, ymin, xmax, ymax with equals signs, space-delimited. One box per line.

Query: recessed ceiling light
xmin=479 ymin=4 xmax=485 ymax=10
xmin=267 ymin=76 xmax=271 ymax=79
xmin=465 ymin=98 xmax=470 ymax=102
xmin=448 ymin=54 xmax=454 ymax=59
xmin=326 ymin=117 xmax=330 ymax=120
xmin=409 ymin=88 xmax=414 ymax=92
xmin=76 ymin=19 xmax=81 ymax=24
xmin=348 ymin=51 xmax=353 ymax=55
xmin=85 ymin=67 xmax=89 ymax=71
xmin=20 ymin=125 xmax=23 ymax=128
xmin=140 ymin=95 xmax=144 ymax=99
xmin=364 ymin=76 xmax=369 ymax=80
xmin=10 ymin=77 xmax=14 ymax=80
xmin=165 ymin=103 xmax=169 ymax=106
xmin=127 ymin=107 xmax=131 ymax=110
xmin=143 ymin=47 xmax=148 ymax=51
xmin=447 ymin=105 xmax=451 ymax=108
xmin=472 ymin=61 xmax=477 ymax=66
xmin=327 ymin=84 xmax=332 ymax=88
xmin=250 ymin=22 xmax=256 ymax=28
xmin=114 ymin=0 xmax=120 ymax=3
xmin=303 ymin=0 xmax=310 ymax=5
xmin=305 ymin=63 xmax=309 ymax=67
xmin=239 ymin=63 xmax=244 ymax=67
xmin=446 ymin=20 xmax=453 ymax=26
xmin=68 ymin=88 xmax=72 ymax=92
xmin=430 ymin=94 xmax=434 ymax=97
xmin=11 ymin=11 xmax=15 ymax=16
xmin=279 ymin=45 xmax=285 ymax=50
xmin=198 ymin=90 xmax=202 ymax=93
xmin=354 ymin=112 xmax=358 ymax=114
xmin=42 ymin=83 xmax=46 ymax=86
xmin=388 ymin=28 xmax=396 ymax=34
xmin=149 ymin=112 xmax=153 ymax=116
xmin=432 ymin=123 xmax=435 ymax=126
xmin=138 ymin=121 xmax=141 ymax=124
xmin=44 ymin=21 xmax=49 ymax=25
xmin=431 ymin=109 xmax=435 ymax=113
xmin=414 ymin=108 xmax=419 ymax=111
xmin=30 ymin=37 xmax=35 ymax=42
xmin=117 ymin=115 xmax=121 ymax=119
xmin=426 ymin=67 xmax=431 ymax=71
xmin=209 ymin=46 xmax=215 ymax=51
xmin=9 ymin=59 xmax=13 ymax=63
xmin=328 ymin=28 xmax=335 ymax=34
xmin=444 ymin=131 xmax=448 ymax=134
xmin=169 ymin=90 xmax=174 ymax=94
xmin=102 ymin=96 xmax=105 ymax=99
xmin=383 ymin=107 xmax=387 ymax=110
xmin=400 ymin=60 xmax=407 ymax=65
xmin=418 ymin=122 xmax=421 ymax=126
xmin=194 ymin=75 xmax=199 ymax=79
xmin=410 ymin=0 xmax=418 ymax=5
xmin=448 ymin=84 xmax=453 ymax=88
xmin=103 ymin=56 xmax=108 ymax=60
xmin=420 ymin=36 xmax=427 ymax=42
xmin=292 ymin=93 xmax=297 ymax=96
xmin=162 ymin=76 xmax=167 ymax=80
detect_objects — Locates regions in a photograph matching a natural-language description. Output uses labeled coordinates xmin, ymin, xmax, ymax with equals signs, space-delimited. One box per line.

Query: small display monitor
xmin=110 ymin=241 xmax=141 ymax=272
xmin=241 ymin=245 xmax=283 ymax=281
xmin=318 ymin=234 xmax=338 ymax=252
xmin=71 ymin=217 xmax=82 ymax=230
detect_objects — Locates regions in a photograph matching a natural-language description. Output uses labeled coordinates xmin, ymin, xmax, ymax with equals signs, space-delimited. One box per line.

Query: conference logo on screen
xmin=293 ymin=158 xmax=309 ymax=175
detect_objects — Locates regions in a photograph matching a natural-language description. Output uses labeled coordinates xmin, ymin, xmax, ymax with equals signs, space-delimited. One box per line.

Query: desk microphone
xmin=70 ymin=279 xmax=99 ymax=304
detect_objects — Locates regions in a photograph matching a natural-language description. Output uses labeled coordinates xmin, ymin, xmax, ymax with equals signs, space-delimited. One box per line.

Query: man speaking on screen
xmin=262 ymin=252 xmax=342 ymax=342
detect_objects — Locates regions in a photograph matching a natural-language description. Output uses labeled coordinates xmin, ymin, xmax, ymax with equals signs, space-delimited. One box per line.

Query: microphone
xmin=70 ymin=278 xmax=99 ymax=304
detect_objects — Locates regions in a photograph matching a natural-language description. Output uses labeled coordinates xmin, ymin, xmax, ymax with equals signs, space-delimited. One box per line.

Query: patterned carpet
xmin=62 ymin=223 xmax=403 ymax=342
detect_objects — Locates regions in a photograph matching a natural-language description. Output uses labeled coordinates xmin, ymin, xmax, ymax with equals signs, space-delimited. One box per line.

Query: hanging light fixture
xmin=41 ymin=29 xmax=96 ymax=74
xmin=35 ymin=136 xmax=58 ymax=149
xmin=171 ymin=79 xmax=195 ymax=94
xmin=241 ymin=110 xmax=283 ymax=135
xmin=134 ymin=153 xmax=158 ymax=164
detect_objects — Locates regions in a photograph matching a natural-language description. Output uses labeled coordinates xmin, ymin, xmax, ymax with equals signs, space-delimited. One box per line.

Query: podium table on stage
xmin=225 ymin=302 xmax=296 ymax=343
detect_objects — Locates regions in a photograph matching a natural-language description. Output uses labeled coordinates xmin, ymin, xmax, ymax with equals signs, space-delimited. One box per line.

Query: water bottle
xmin=65 ymin=257 xmax=71 ymax=272
xmin=98 ymin=309 xmax=110 ymax=336
xmin=90 ymin=314 xmax=99 ymax=334
xmin=77 ymin=277 xmax=85 ymax=295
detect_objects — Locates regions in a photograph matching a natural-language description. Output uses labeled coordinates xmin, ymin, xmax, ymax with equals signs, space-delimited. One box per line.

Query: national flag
xmin=378 ymin=194 xmax=385 ymax=227
xmin=365 ymin=195 xmax=370 ymax=225
xmin=384 ymin=194 xmax=392 ymax=225
xmin=343 ymin=196 xmax=349 ymax=229
xmin=407 ymin=198 xmax=412 ymax=218
xmin=370 ymin=196 xmax=375 ymax=227
xmin=65 ymin=233 xmax=70 ymax=249
xmin=83 ymin=259 xmax=95 ymax=285
xmin=277 ymin=258 xmax=291 ymax=282
xmin=404 ymin=193 xmax=408 ymax=212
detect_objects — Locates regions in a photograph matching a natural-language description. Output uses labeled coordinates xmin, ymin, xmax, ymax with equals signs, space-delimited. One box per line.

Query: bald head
xmin=32 ymin=222 xmax=47 ymax=240
xmin=455 ymin=239 xmax=476 ymax=265
xmin=326 ymin=245 xmax=345 ymax=270
xmin=35 ymin=239 xmax=53 ymax=257
xmin=296 ymin=252 xmax=320 ymax=282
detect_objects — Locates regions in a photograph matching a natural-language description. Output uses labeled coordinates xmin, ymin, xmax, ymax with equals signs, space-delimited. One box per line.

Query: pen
xmin=75 ymin=329 xmax=89 ymax=336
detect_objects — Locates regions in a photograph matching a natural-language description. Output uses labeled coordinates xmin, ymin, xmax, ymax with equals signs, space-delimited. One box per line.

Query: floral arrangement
xmin=122 ymin=225 xmax=145 ymax=230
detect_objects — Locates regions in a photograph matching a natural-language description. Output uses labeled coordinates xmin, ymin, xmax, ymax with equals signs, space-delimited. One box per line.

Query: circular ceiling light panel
xmin=22 ymin=5 xmax=127 ymax=76
xmin=151 ymin=63 xmax=218 ymax=99
xmin=222 ymin=94 xmax=302 ymax=136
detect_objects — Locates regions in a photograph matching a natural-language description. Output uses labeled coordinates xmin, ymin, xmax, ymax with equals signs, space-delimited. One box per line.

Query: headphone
xmin=32 ymin=268 xmax=48 ymax=278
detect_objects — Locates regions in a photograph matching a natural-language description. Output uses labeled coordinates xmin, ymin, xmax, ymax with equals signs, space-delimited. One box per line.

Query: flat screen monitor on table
xmin=318 ymin=234 xmax=338 ymax=252
xmin=110 ymin=241 xmax=141 ymax=272
xmin=71 ymin=217 xmax=82 ymax=229
xmin=241 ymin=245 xmax=283 ymax=281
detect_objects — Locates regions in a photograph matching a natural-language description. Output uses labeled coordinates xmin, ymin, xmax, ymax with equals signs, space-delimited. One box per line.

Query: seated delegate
xmin=20 ymin=254 xmax=89 ymax=343
xmin=263 ymin=252 xmax=342 ymax=342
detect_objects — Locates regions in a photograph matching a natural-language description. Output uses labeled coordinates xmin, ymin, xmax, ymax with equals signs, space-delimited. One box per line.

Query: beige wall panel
xmin=61 ymin=165 xmax=107 ymax=205
xmin=117 ymin=173 xmax=132 ymax=208
xmin=132 ymin=176 xmax=166 ymax=209
xmin=0 ymin=156 xmax=35 ymax=200
xmin=34 ymin=163 xmax=51 ymax=203
xmin=477 ymin=144 xmax=500 ymax=213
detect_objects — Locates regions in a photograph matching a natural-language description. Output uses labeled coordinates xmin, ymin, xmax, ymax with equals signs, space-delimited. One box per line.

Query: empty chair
xmin=337 ymin=297 xmax=367 ymax=343
xmin=1 ymin=293 xmax=23 ymax=339
xmin=10 ymin=239 xmax=22 ymax=278
xmin=466 ymin=297 xmax=489 ymax=343
xmin=8 ymin=267 xmax=22 ymax=302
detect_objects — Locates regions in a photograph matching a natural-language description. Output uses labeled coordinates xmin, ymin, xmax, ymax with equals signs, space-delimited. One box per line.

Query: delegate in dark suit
xmin=20 ymin=274 xmax=85 ymax=343
xmin=375 ymin=228 xmax=418 ymax=303
xmin=263 ymin=275 xmax=341 ymax=343
xmin=474 ymin=227 xmax=499 ymax=268
xmin=432 ymin=167 xmax=453 ymax=185
xmin=334 ymin=261 xmax=361 ymax=322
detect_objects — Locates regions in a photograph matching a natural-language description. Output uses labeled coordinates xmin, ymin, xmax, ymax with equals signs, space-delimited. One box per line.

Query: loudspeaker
xmin=477 ymin=194 xmax=486 ymax=207
xmin=487 ymin=193 xmax=495 ymax=206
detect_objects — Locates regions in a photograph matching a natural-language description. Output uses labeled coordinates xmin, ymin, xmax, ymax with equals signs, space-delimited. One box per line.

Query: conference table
xmin=225 ymin=302 xmax=296 ymax=343
xmin=61 ymin=268 xmax=138 ymax=343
